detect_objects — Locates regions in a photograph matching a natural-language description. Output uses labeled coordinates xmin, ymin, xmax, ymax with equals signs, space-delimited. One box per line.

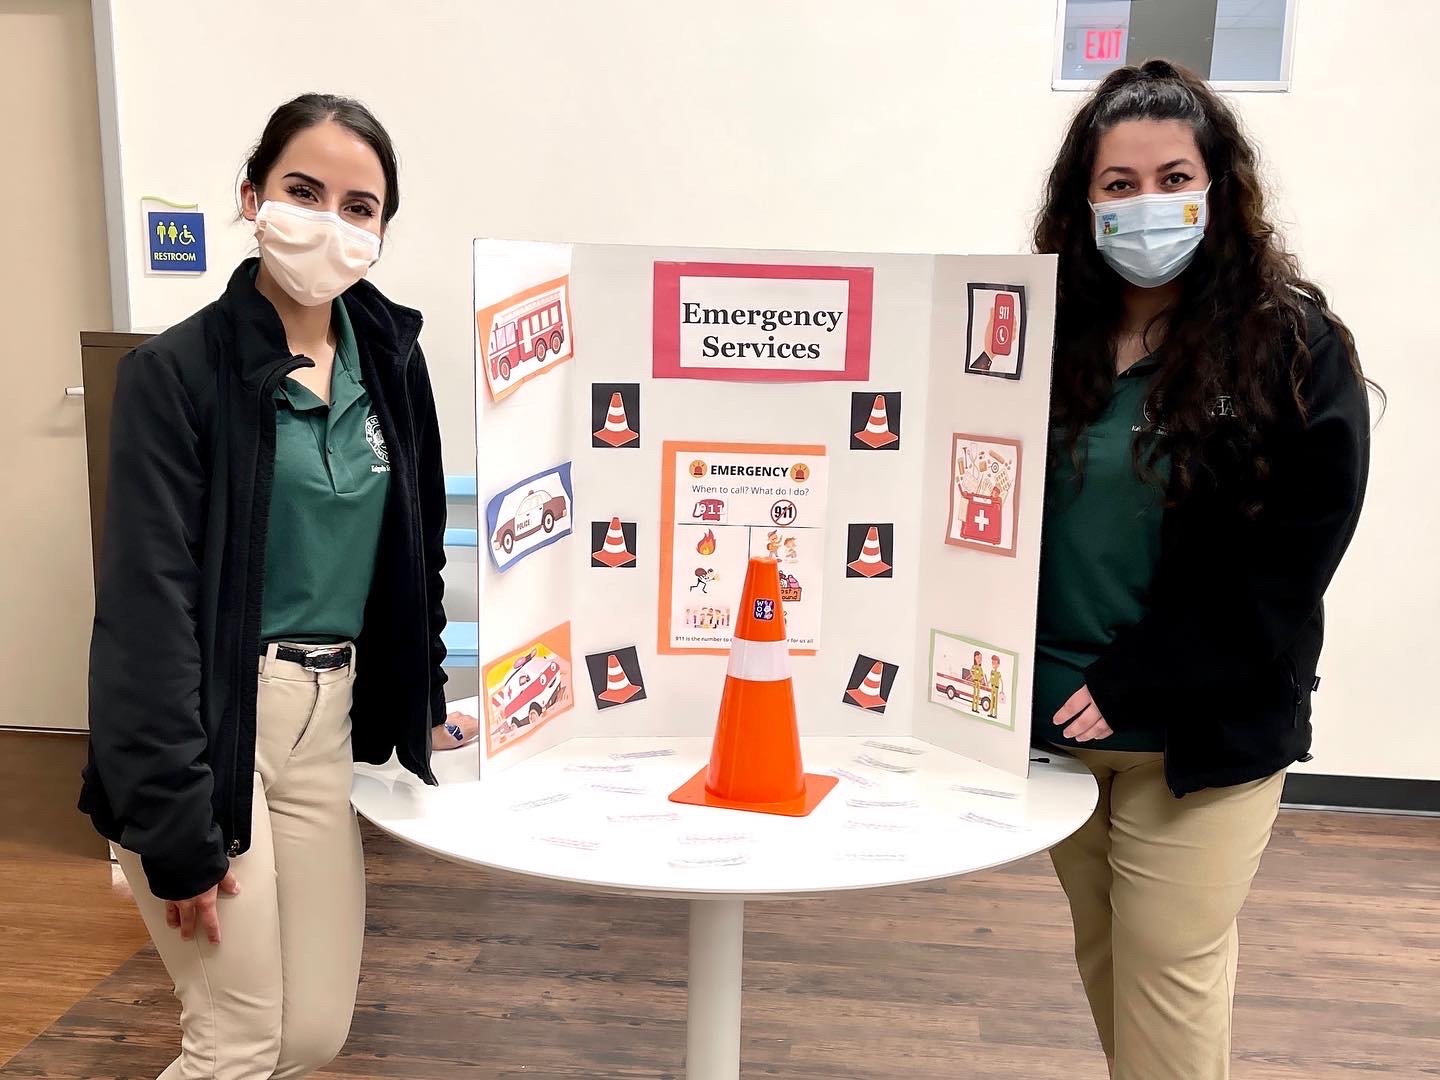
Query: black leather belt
xmin=267 ymin=644 xmax=352 ymax=671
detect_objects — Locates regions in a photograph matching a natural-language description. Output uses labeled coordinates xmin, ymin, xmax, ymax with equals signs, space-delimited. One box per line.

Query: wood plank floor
xmin=2 ymin=797 xmax=1437 ymax=1078
xmin=0 ymin=733 xmax=149 ymax=1064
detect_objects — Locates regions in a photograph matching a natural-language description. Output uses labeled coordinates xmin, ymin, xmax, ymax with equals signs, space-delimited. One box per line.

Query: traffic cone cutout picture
xmin=594 ymin=391 xmax=639 ymax=447
xmin=846 ymin=661 xmax=888 ymax=710
xmin=592 ymin=518 xmax=636 ymax=567
xmin=853 ymin=394 xmax=899 ymax=449
xmin=847 ymin=526 xmax=892 ymax=577
xmin=670 ymin=555 xmax=838 ymax=817
xmin=597 ymin=653 xmax=642 ymax=705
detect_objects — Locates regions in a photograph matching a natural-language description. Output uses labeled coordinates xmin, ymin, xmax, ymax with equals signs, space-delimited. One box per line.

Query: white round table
xmin=353 ymin=727 xmax=1097 ymax=1079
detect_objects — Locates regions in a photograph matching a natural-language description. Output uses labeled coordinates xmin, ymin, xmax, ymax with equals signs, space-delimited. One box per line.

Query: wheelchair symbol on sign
xmin=155 ymin=220 xmax=198 ymax=246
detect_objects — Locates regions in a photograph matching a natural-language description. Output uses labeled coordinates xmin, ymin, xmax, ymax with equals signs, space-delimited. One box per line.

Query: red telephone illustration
xmin=692 ymin=498 xmax=725 ymax=523
xmin=988 ymin=293 xmax=1016 ymax=357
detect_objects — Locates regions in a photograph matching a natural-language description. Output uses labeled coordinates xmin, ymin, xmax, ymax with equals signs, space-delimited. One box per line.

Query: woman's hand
xmin=165 ymin=870 xmax=240 ymax=944
xmin=432 ymin=711 xmax=480 ymax=750
xmin=1054 ymin=685 xmax=1114 ymax=743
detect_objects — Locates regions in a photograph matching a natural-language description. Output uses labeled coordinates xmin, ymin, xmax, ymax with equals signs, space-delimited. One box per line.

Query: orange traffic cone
xmin=598 ymin=654 xmax=642 ymax=704
xmin=847 ymin=526 xmax=891 ymax=577
xmin=594 ymin=392 xmax=638 ymax=447
xmin=853 ymin=394 xmax=898 ymax=449
xmin=670 ymin=555 xmax=837 ymax=817
xmin=592 ymin=518 xmax=635 ymax=567
xmin=846 ymin=661 xmax=888 ymax=710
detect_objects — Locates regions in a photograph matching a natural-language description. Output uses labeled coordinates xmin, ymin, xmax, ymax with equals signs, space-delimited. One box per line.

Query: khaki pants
xmin=117 ymin=645 xmax=366 ymax=1080
xmin=1049 ymin=749 xmax=1285 ymax=1080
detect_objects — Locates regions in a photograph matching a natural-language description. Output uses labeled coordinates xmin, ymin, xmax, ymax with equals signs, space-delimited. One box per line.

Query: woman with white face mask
xmin=1031 ymin=61 xmax=1378 ymax=1080
xmin=79 ymin=94 xmax=473 ymax=1079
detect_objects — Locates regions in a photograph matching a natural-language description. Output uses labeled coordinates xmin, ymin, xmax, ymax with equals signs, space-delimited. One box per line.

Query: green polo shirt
xmin=1033 ymin=358 xmax=1168 ymax=753
xmin=261 ymin=299 xmax=391 ymax=645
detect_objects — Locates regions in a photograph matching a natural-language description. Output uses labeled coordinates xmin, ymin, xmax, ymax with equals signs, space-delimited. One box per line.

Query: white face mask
xmin=253 ymin=200 xmax=381 ymax=307
xmin=1091 ymin=185 xmax=1210 ymax=289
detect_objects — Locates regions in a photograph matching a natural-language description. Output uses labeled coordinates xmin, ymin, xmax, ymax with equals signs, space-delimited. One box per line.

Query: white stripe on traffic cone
xmin=847 ymin=526 xmax=892 ymax=577
xmin=598 ymin=654 xmax=642 ymax=704
xmin=854 ymin=395 xmax=898 ymax=448
xmin=845 ymin=660 xmax=889 ymax=710
xmin=594 ymin=392 xmax=638 ymax=447
xmin=593 ymin=517 xmax=635 ymax=567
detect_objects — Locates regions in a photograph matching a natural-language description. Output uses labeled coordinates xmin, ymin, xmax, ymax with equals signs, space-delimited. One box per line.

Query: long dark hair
xmin=243 ymin=93 xmax=401 ymax=224
xmin=1035 ymin=59 xmax=1375 ymax=510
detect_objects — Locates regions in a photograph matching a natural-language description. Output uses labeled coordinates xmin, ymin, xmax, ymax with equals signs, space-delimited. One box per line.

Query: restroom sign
xmin=143 ymin=198 xmax=207 ymax=274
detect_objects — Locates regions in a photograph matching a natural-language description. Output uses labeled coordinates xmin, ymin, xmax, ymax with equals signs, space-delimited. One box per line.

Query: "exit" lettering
xmin=1084 ymin=28 xmax=1125 ymax=62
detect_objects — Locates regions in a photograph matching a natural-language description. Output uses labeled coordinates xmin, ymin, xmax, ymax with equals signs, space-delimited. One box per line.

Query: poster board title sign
xmin=653 ymin=262 xmax=873 ymax=382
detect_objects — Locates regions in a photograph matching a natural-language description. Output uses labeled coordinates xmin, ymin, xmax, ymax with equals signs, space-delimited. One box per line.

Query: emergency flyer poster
xmin=658 ymin=440 xmax=828 ymax=655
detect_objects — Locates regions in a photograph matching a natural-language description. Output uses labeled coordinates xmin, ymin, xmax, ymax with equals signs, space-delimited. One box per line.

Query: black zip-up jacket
xmin=79 ymin=259 xmax=447 ymax=900
xmin=1082 ymin=303 xmax=1371 ymax=796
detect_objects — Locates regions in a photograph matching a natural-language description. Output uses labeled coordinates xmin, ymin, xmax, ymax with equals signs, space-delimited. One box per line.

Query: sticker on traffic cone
xmin=670 ymin=555 xmax=838 ymax=817
xmin=592 ymin=518 xmax=636 ymax=567
xmin=594 ymin=391 xmax=638 ymax=447
xmin=846 ymin=661 xmax=888 ymax=710
xmin=597 ymin=654 xmax=642 ymax=704
xmin=847 ymin=526 xmax=891 ymax=577
xmin=853 ymin=394 xmax=898 ymax=449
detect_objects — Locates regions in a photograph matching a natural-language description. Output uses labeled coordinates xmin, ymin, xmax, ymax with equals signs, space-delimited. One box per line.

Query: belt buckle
xmin=303 ymin=647 xmax=347 ymax=672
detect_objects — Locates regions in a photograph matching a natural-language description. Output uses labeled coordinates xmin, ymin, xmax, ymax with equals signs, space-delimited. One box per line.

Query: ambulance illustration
xmin=934 ymin=668 xmax=997 ymax=711
xmin=491 ymin=649 xmax=565 ymax=729
xmin=934 ymin=669 xmax=969 ymax=701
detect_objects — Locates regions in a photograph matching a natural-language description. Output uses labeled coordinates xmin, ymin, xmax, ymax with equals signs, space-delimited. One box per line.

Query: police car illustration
xmin=492 ymin=487 xmax=569 ymax=555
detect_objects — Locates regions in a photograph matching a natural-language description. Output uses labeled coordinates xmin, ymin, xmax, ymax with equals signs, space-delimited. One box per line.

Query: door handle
xmin=65 ymin=386 xmax=84 ymax=397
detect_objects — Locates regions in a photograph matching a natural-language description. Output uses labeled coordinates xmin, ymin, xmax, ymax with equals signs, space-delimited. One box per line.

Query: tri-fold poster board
xmin=472 ymin=240 xmax=1057 ymax=781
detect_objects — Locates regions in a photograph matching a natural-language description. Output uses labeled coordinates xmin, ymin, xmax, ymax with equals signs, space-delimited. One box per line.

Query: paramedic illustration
xmin=970 ymin=650 xmax=985 ymax=713
xmin=987 ymin=654 xmax=1003 ymax=720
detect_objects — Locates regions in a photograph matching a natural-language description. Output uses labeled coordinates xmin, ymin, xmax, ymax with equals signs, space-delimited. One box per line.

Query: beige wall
xmin=0 ymin=0 xmax=110 ymax=731
xmin=94 ymin=1 xmax=1437 ymax=779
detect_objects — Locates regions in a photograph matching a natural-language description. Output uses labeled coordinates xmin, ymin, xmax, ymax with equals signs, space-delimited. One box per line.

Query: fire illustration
xmin=696 ymin=529 xmax=717 ymax=556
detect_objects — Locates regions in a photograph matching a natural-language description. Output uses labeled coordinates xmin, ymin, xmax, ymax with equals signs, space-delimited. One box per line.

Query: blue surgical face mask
xmin=1091 ymin=185 xmax=1210 ymax=288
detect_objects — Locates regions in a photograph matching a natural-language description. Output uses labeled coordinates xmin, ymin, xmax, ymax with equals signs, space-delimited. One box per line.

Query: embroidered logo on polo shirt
xmin=365 ymin=414 xmax=391 ymax=472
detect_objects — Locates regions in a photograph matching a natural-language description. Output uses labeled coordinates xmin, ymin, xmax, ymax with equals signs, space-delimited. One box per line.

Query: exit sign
xmin=1084 ymin=28 xmax=1126 ymax=62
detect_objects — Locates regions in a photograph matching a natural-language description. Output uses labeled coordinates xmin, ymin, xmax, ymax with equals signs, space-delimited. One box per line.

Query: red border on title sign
xmin=652 ymin=261 xmax=874 ymax=382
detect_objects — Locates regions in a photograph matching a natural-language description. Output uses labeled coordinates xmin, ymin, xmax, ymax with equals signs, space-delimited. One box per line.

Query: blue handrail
xmin=441 ymin=620 xmax=478 ymax=669
xmin=445 ymin=474 xmax=477 ymax=498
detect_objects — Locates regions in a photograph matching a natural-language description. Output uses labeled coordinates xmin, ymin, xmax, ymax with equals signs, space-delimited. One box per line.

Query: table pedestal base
xmin=686 ymin=896 xmax=745 ymax=1079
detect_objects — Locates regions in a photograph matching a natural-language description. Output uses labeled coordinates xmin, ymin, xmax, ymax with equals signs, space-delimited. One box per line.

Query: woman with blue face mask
xmin=1032 ymin=61 xmax=1378 ymax=1080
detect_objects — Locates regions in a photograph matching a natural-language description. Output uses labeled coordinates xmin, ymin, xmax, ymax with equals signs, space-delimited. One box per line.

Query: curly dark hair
xmin=1035 ymin=59 xmax=1376 ymax=511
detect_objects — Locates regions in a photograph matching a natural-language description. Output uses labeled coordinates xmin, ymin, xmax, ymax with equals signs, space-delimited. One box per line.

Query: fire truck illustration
xmin=493 ymin=487 xmax=569 ymax=555
xmin=486 ymin=286 xmax=567 ymax=383
xmin=492 ymin=649 xmax=566 ymax=729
